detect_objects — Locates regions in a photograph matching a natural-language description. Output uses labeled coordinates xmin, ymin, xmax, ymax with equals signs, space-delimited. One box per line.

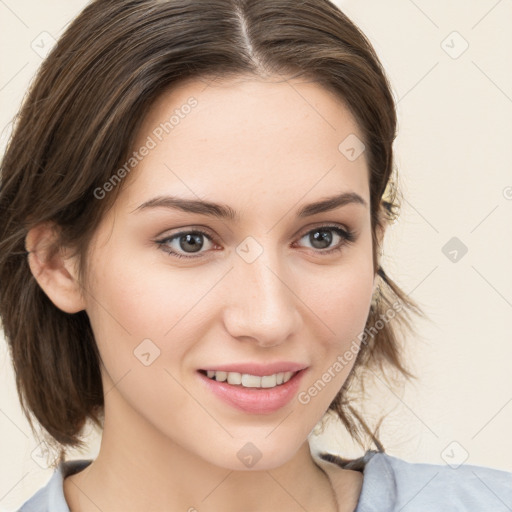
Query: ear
xmin=375 ymin=221 xmax=386 ymax=255
xmin=25 ymin=222 xmax=86 ymax=313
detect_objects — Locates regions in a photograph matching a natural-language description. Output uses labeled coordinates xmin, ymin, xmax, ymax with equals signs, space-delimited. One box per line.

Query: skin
xmin=27 ymin=74 xmax=384 ymax=511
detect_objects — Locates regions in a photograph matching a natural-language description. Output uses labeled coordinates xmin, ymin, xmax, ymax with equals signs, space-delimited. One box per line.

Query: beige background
xmin=1 ymin=0 xmax=511 ymax=509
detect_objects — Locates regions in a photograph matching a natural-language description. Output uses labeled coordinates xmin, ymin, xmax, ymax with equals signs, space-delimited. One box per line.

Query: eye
xmin=155 ymin=229 xmax=216 ymax=259
xmin=155 ymin=224 xmax=357 ymax=260
xmin=294 ymin=225 xmax=357 ymax=255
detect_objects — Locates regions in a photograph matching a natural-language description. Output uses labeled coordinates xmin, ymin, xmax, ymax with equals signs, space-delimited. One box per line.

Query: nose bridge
xmin=223 ymin=237 xmax=300 ymax=345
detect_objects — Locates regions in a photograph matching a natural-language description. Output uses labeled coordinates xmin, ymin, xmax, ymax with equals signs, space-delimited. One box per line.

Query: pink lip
xmin=199 ymin=361 xmax=308 ymax=376
xmin=197 ymin=368 xmax=308 ymax=414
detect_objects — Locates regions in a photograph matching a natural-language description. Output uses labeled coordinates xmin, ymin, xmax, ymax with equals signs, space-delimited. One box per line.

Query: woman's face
xmin=82 ymin=75 xmax=375 ymax=470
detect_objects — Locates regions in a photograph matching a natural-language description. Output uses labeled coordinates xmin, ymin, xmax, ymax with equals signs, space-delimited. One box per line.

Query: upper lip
xmin=199 ymin=362 xmax=308 ymax=376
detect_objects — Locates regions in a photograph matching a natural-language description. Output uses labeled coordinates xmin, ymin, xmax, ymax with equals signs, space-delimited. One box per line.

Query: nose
xmin=222 ymin=244 xmax=302 ymax=348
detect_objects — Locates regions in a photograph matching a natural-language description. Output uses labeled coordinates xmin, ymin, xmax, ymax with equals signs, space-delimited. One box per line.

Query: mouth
xmin=196 ymin=365 xmax=308 ymax=414
xmin=198 ymin=369 xmax=298 ymax=389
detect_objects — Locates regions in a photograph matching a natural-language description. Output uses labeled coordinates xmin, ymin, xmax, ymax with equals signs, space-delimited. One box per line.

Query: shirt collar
xmin=48 ymin=459 xmax=93 ymax=511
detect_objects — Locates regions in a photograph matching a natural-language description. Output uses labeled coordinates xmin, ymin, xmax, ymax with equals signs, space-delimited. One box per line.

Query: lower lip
xmin=197 ymin=370 xmax=307 ymax=414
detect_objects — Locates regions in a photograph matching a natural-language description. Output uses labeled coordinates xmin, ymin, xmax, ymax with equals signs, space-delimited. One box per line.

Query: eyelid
xmin=295 ymin=221 xmax=352 ymax=239
xmin=156 ymin=221 xmax=352 ymax=242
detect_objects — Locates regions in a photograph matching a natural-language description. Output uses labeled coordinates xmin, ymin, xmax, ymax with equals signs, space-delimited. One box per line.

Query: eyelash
xmin=155 ymin=225 xmax=357 ymax=260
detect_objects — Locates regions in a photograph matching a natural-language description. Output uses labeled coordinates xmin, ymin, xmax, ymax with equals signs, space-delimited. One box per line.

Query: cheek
xmin=297 ymin=245 xmax=374 ymax=399
xmin=84 ymin=244 xmax=221 ymax=387
xmin=86 ymin=240 xmax=196 ymax=334
xmin=309 ymin=272 xmax=372 ymax=327
xmin=304 ymin=251 xmax=374 ymax=343
xmin=296 ymin=283 xmax=372 ymax=420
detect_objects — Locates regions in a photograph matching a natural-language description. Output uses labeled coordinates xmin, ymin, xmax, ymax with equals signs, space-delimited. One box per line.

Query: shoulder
xmin=16 ymin=459 xmax=92 ymax=512
xmin=319 ymin=450 xmax=512 ymax=512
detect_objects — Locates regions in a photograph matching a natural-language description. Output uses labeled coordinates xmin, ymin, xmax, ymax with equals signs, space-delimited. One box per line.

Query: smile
xmin=200 ymin=369 xmax=297 ymax=389
xmin=197 ymin=367 xmax=308 ymax=414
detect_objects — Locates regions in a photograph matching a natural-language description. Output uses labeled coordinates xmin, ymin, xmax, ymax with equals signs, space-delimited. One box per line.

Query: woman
xmin=0 ymin=1 xmax=510 ymax=511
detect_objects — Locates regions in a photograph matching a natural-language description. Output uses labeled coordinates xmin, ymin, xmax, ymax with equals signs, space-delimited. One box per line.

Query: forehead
xmin=118 ymin=75 xmax=369 ymax=213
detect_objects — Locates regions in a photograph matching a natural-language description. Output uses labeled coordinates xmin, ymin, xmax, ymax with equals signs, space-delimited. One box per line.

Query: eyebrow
xmin=130 ymin=192 xmax=367 ymax=221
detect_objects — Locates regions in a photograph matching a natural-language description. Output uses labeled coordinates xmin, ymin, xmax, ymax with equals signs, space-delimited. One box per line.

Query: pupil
xmin=311 ymin=229 xmax=332 ymax=249
xmin=180 ymin=233 xmax=203 ymax=253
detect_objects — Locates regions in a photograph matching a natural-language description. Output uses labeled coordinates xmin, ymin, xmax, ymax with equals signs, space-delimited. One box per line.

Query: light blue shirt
xmin=17 ymin=450 xmax=512 ymax=511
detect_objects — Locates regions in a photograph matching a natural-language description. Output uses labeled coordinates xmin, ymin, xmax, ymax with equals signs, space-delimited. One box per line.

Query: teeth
xmin=204 ymin=370 xmax=296 ymax=388
xmin=227 ymin=372 xmax=242 ymax=385
xmin=242 ymin=374 xmax=261 ymax=387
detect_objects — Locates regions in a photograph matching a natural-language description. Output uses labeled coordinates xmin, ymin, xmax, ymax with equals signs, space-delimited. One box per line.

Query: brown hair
xmin=0 ymin=0 xmax=425 ymax=459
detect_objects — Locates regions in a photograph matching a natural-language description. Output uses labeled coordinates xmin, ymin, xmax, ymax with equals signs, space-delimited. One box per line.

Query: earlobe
xmin=25 ymin=222 xmax=86 ymax=314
